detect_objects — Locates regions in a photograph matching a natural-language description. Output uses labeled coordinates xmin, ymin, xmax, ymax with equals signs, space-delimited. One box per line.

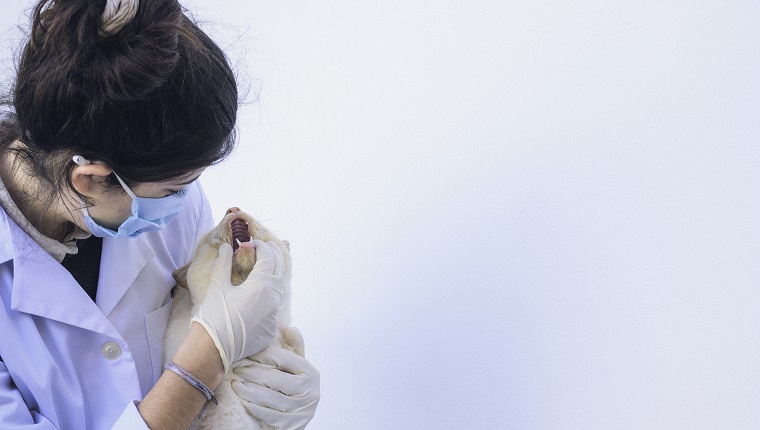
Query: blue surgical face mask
xmin=74 ymin=156 xmax=192 ymax=238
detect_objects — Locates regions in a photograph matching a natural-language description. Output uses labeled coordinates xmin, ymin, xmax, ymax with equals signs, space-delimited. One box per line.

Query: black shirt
xmin=61 ymin=236 xmax=103 ymax=302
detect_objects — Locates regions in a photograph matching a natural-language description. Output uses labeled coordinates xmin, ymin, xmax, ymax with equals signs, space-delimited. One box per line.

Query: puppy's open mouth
xmin=231 ymin=218 xmax=251 ymax=252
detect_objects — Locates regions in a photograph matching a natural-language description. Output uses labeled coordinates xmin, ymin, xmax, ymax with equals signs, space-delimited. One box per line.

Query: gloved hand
xmin=191 ymin=240 xmax=284 ymax=372
xmin=232 ymin=344 xmax=321 ymax=430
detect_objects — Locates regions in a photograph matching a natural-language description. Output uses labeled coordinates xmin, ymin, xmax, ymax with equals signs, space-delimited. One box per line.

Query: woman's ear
xmin=71 ymin=163 xmax=114 ymax=196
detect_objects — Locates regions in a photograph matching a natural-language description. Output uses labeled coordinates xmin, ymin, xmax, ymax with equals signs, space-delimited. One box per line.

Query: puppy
xmin=164 ymin=207 xmax=304 ymax=430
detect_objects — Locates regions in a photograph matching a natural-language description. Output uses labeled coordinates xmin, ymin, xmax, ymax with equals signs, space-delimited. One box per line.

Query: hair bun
xmin=28 ymin=0 xmax=182 ymax=106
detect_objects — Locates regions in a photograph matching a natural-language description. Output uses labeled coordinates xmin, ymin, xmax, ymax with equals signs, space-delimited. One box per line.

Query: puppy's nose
xmin=226 ymin=207 xmax=242 ymax=215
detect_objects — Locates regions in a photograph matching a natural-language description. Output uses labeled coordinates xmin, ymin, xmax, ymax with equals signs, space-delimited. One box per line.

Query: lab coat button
xmin=102 ymin=342 xmax=121 ymax=360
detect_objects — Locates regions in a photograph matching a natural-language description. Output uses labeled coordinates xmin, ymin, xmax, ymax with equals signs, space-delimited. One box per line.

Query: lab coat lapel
xmin=97 ymin=235 xmax=155 ymax=317
xmin=8 ymin=229 xmax=121 ymax=339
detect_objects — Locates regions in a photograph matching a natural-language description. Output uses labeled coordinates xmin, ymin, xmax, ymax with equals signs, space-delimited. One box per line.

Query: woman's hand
xmin=191 ymin=241 xmax=285 ymax=372
xmin=232 ymin=344 xmax=321 ymax=430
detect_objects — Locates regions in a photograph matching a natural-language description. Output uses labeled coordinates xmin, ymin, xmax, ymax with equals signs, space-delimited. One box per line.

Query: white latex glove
xmin=191 ymin=240 xmax=284 ymax=372
xmin=231 ymin=345 xmax=320 ymax=430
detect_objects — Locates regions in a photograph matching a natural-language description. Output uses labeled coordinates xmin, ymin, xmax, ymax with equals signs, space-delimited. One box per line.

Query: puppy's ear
xmin=172 ymin=264 xmax=190 ymax=289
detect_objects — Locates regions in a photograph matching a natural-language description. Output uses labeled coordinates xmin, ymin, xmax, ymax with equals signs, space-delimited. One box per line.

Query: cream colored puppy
xmin=164 ymin=207 xmax=304 ymax=430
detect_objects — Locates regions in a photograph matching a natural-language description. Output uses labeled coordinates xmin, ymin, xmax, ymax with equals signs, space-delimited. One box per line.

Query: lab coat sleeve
xmin=110 ymin=401 xmax=150 ymax=430
xmin=0 ymin=359 xmax=56 ymax=428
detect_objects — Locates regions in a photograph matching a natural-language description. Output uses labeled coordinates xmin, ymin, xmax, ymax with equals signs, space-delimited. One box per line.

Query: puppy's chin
xmin=231 ymin=243 xmax=257 ymax=286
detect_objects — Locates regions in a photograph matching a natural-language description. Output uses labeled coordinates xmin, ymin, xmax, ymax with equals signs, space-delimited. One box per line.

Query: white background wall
xmin=3 ymin=1 xmax=760 ymax=428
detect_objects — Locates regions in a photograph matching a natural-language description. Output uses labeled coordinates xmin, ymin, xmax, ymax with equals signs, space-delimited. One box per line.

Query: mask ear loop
xmin=72 ymin=155 xmax=137 ymax=199
xmin=109 ymin=171 xmax=138 ymax=200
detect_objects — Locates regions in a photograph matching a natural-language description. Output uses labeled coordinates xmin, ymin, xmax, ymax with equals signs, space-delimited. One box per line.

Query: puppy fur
xmin=164 ymin=208 xmax=304 ymax=430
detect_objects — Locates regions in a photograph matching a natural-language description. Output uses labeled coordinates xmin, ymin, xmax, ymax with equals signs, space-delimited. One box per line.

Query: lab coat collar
xmin=2 ymin=208 xmax=154 ymax=336
xmin=4 ymin=217 xmax=118 ymax=337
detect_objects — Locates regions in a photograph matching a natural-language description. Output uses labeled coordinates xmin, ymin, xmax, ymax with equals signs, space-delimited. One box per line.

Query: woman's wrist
xmin=171 ymin=322 xmax=225 ymax=389
xmin=137 ymin=322 xmax=225 ymax=429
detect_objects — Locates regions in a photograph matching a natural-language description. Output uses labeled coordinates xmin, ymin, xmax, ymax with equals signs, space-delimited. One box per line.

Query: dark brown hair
xmin=0 ymin=0 xmax=238 ymax=196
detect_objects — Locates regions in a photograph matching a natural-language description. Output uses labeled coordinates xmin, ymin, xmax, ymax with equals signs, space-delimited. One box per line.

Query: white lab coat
xmin=0 ymin=182 xmax=213 ymax=429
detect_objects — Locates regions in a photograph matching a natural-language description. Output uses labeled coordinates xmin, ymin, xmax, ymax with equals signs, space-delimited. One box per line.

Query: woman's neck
xmin=0 ymin=148 xmax=78 ymax=242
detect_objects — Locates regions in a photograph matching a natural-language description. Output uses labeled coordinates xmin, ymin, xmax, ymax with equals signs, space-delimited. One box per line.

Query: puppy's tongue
xmin=231 ymin=219 xmax=250 ymax=252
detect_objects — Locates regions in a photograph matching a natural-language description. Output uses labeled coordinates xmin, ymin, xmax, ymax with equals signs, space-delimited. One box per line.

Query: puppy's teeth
xmin=250 ymin=236 xmax=254 ymax=243
xmin=236 ymin=238 xmax=242 ymax=246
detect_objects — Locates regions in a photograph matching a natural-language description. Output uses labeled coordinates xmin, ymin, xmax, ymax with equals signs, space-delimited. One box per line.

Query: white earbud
xmin=72 ymin=155 xmax=90 ymax=166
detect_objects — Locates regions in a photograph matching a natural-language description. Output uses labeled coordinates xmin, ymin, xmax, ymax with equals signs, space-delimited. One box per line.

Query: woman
xmin=0 ymin=0 xmax=319 ymax=428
